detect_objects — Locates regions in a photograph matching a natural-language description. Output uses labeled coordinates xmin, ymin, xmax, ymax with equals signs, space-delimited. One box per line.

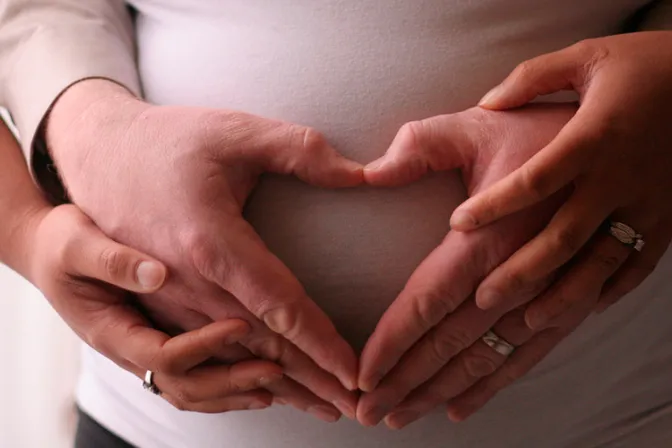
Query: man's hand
xmin=27 ymin=205 xmax=285 ymax=413
xmin=356 ymin=104 xmax=580 ymax=426
xmin=44 ymin=79 xmax=362 ymax=418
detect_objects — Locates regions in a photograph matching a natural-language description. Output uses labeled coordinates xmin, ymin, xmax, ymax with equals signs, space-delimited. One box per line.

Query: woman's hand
xmin=451 ymin=31 xmax=672 ymax=318
xmin=357 ymin=104 xmax=581 ymax=426
xmin=25 ymin=204 xmax=285 ymax=413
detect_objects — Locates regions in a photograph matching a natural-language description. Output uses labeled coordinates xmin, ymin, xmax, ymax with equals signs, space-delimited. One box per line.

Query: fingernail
xmin=136 ymin=261 xmax=165 ymax=290
xmin=248 ymin=400 xmax=270 ymax=410
xmin=308 ymin=406 xmax=341 ymax=423
xmin=447 ymin=408 xmax=466 ymax=423
xmin=343 ymin=377 xmax=358 ymax=392
xmin=333 ymin=400 xmax=356 ymax=420
xmin=476 ymin=289 xmax=502 ymax=310
xmin=362 ymin=406 xmax=387 ymax=427
xmin=385 ymin=410 xmax=419 ymax=430
xmin=360 ymin=373 xmax=382 ymax=393
xmin=525 ymin=310 xmax=546 ymax=330
xmin=478 ymin=85 xmax=503 ymax=107
xmin=450 ymin=210 xmax=478 ymax=230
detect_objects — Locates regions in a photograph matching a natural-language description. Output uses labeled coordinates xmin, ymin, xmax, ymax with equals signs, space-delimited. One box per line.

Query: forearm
xmin=0 ymin=122 xmax=49 ymax=278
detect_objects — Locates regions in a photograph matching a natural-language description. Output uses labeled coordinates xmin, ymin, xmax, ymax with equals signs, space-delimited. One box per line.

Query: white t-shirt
xmin=77 ymin=1 xmax=672 ymax=446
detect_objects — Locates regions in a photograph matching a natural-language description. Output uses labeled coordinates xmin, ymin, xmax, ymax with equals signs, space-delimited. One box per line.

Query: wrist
xmin=44 ymin=79 xmax=145 ymax=184
xmin=0 ymin=203 xmax=50 ymax=282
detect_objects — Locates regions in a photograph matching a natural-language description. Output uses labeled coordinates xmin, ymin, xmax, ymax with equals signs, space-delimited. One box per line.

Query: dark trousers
xmin=75 ymin=408 xmax=135 ymax=448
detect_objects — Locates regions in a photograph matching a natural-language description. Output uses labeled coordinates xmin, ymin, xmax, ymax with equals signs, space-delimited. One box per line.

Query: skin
xmin=356 ymin=104 xmax=635 ymax=428
xmin=0 ymin=120 xmax=285 ymax=414
xmin=357 ymin=32 xmax=672 ymax=428
xmin=453 ymin=31 xmax=672 ymax=318
xmin=44 ymin=78 xmax=364 ymax=420
xmin=35 ymin=31 xmax=671 ymax=428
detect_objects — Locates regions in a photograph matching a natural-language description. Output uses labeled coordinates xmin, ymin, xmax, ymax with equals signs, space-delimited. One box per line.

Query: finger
xmin=384 ymin=342 xmax=504 ymax=430
xmin=196 ymin=216 xmax=359 ymax=392
xmin=158 ymin=320 xmax=260 ymax=373
xmin=597 ymin=225 xmax=672 ymax=312
xmin=244 ymin=122 xmax=363 ymax=188
xmin=446 ymin=327 xmax=568 ymax=422
xmin=358 ymin=201 xmax=560 ymax=393
xmin=357 ymin=231 xmax=488 ymax=393
xmin=241 ymin=332 xmax=358 ymax=419
xmin=449 ymin=106 xmax=603 ymax=232
xmin=363 ymin=116 xmax=471 ymax=187
xmin=525 ymin=229 xmax=632 ymax=329
xmin=154 ymin=361 xmax=283 ymax=403
xmin=478 ymin=39 xmax=601 ymax=110
xmin=65 ymin=223 xmax=167 ymax=293
xmin=445 ymin=299 xmax=594 ymax=422
xmin=475 ymin=187 xmax=614 ymax=310
xmin=266 ymin=379 xmax=343 ymax=423
xmin=382 ymin=308 xmax=532 ymax=429
xmin=161 ymin=390 xmax=273 ymax=414
xmin=357 ymin=300 xmax=502 ymax=427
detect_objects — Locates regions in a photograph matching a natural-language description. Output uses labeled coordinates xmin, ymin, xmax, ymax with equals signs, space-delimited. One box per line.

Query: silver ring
xmin=481 ymin=330 xmax=516 ymax=357
xmin=606 ymin=221 xmax=645 ymax=252
xmin=143 ymin=370 xmax=161 ymax=395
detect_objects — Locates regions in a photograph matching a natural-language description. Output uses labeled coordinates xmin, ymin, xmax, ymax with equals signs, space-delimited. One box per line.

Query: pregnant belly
xmin=244 ymin=173 xmax=466 ymax=350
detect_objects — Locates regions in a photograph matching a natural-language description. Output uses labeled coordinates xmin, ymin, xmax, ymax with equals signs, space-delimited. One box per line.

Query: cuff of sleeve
xmin=4 ymin=26 xmax=140 ymax=201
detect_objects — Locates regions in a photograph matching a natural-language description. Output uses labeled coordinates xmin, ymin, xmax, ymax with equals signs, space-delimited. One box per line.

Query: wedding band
xmin=606 ymin=221 xmax=645 ymax=252
xmin=481 ymin=330 xmax=516 ymax=357
xmin=143 ymin=370 xmax=161 ymax=395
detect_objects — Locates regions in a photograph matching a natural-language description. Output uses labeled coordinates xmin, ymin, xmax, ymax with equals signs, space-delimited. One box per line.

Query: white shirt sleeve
xmin=0 ymin=0 xmax=140 ymax=164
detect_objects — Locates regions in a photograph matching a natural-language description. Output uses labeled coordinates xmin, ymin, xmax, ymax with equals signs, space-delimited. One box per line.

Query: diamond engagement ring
xmin=606 ymin=221 xmax=645 ymax=252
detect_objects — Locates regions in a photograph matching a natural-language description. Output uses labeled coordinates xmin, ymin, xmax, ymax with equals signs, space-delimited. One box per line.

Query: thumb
xmin=69 ymin=225 xmax=167 ymax=294
xmin=479 ymin=41 xmax=597 ymax=110
xmin=254 ymin=124 xmax=364 ymax=188
xmin=364 ymin=116 xmax=470 ymax=187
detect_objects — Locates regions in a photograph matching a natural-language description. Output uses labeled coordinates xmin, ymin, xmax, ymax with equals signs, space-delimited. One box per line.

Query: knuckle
xmin=460 ymin=353 xmax=499 ymax=378
xmin=512 ymin=60 xmax=537 ymax=83
xmin=429 ymin=326 xmax=472 ymax=364
xmin=519 ymin=164 xmax=551 ymax=199
xmin=398 ymin=121 xmax=424 ymax=150
xmin=571 ymin=39 xmax=597 ymax=58
xmin=549 ymin=226 xmax=583 ymax=258
xmin=246 ymin=335 xmax=288 ymax=363
xmin=258 ymin=301 xmax=301 ymax=340
xmin=99 ymin=247 xmax=129 ymax=280
xmin=572 ymin=39 xmax=610 ymax=66
xmin=183 ymin=230 xmax=226 ymax=280
xmin=293 ymin=125 xmax=326 ymax=154
xmin=498 ymin=269 xmax=527 ymax=297
xmin=410 ymin=289 xmax=457 ymax=332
